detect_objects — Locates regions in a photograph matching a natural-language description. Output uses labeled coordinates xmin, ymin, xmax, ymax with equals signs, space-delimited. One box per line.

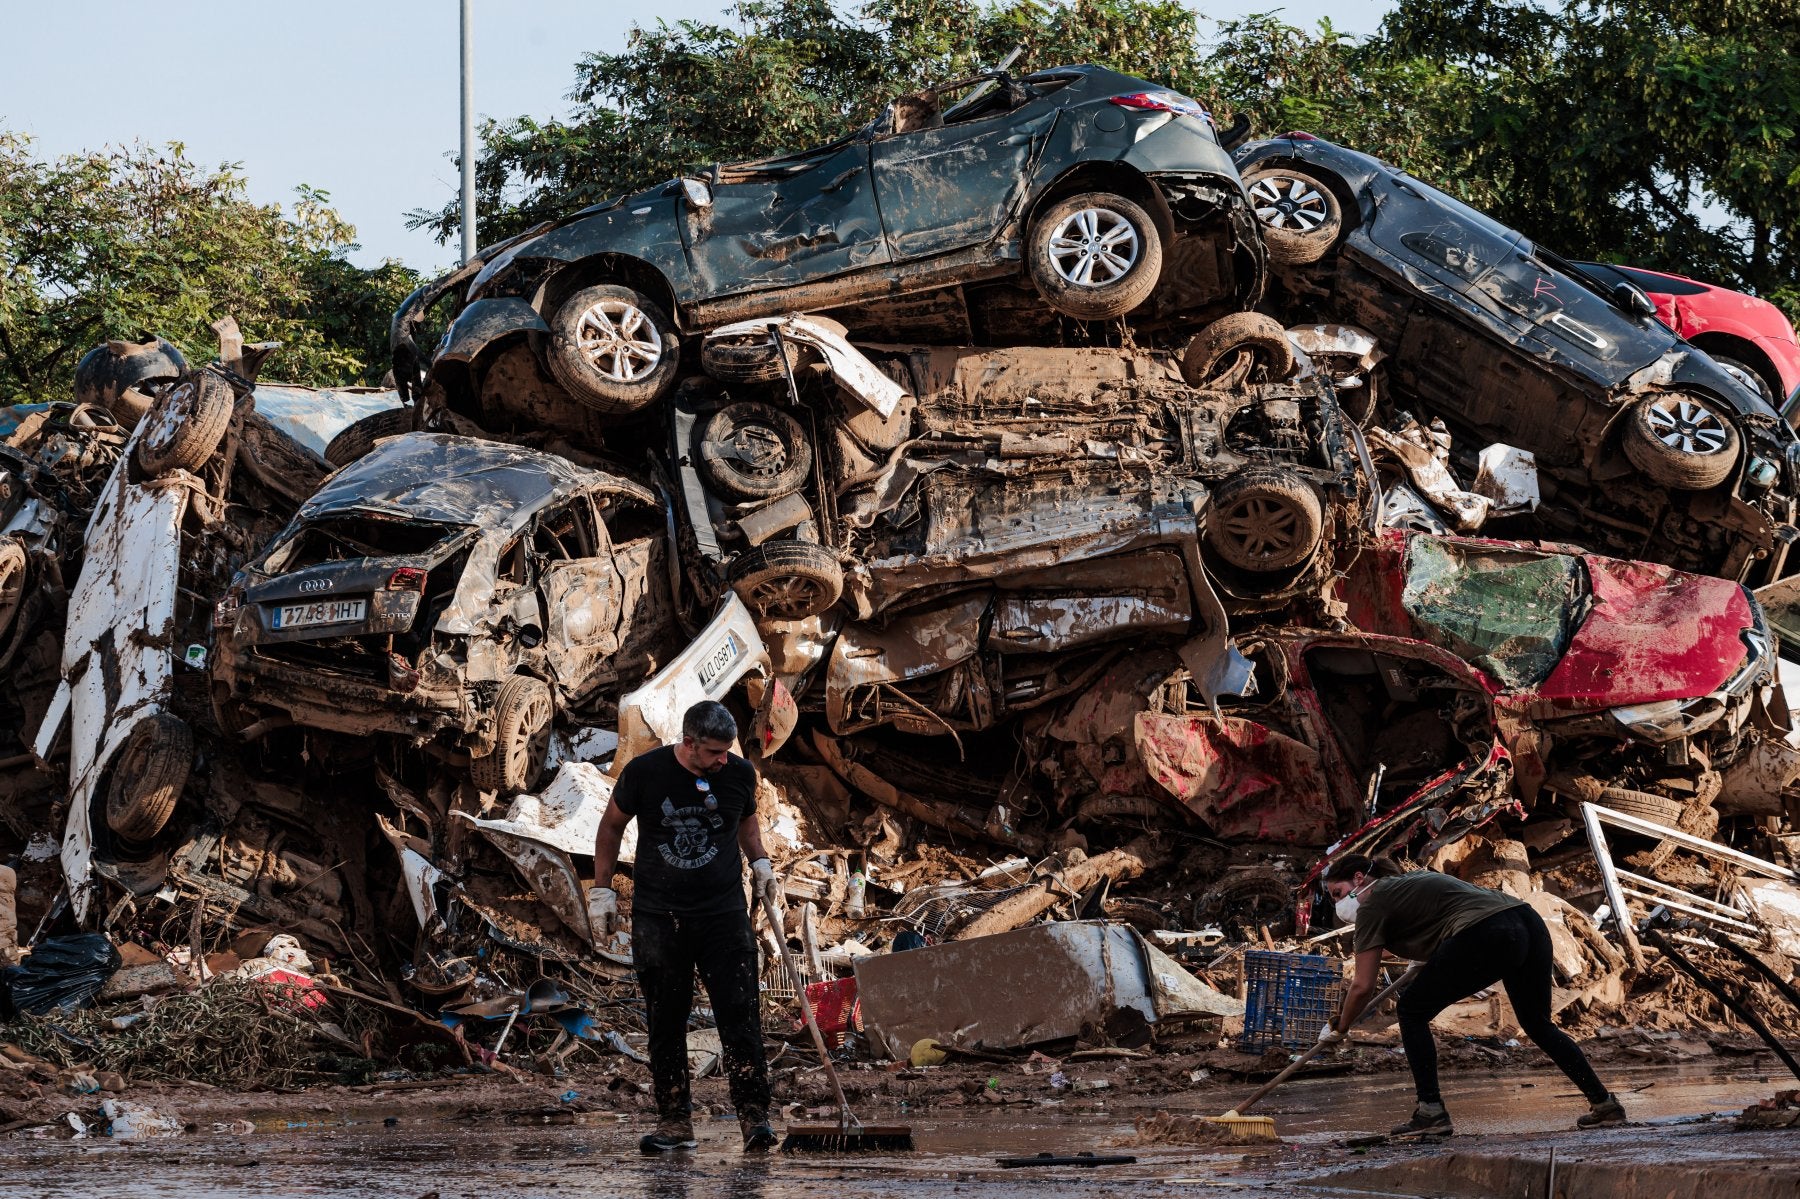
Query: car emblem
xmin=298 ymin=578 xmax=332 ymax=594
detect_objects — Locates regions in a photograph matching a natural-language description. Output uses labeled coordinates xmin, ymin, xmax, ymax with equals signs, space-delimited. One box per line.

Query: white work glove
xmin=751 ymin=857 xmax=781 ymax=910
xmin=586 ymin=886 xmax=618 ymax=941
xmin=1316 ymin=1022 xmax=1346 ymax=1046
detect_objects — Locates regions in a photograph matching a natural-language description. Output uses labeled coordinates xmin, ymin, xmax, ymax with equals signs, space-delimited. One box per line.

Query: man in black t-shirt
xmin=589 ymin=700 xmax=781 ymax=1155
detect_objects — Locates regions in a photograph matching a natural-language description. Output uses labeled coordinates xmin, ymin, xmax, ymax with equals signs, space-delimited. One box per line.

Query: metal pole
xmin=459 ymin=0 xmax=477 ymax=263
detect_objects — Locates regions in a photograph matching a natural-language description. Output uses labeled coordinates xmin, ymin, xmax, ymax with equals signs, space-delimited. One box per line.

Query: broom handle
xmin=761 ymin=892 xmax=857 ymax=1130
xmin=1234 ymin=963 xmax=1421 ymax=1116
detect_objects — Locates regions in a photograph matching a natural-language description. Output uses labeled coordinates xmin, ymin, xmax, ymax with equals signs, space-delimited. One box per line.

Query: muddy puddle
xmin=3 ymin=1062 xmax=1789 ymax=1198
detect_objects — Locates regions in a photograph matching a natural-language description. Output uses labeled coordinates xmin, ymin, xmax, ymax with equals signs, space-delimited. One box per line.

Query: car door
xmin=533 ymin=494 xmax=624 ymax=695
xmin=869 ymin=101 xmax=1048 ymax=260
xmin=685 ymin=141 xmax=888 ymax=295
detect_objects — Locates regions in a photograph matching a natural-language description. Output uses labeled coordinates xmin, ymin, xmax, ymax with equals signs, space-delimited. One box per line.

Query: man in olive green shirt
xmin=1319 ymin=855 xmax=1622 ymax=1137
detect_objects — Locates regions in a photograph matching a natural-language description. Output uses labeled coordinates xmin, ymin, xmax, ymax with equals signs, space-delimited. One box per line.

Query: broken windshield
xmin=263 ymin=515 xmax=462 ymax=573
xmin=1399 ymin=537 xmax=1588 ymax=689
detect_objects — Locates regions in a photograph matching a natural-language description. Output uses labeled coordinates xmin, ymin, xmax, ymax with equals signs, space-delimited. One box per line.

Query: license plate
xmin=696 ymin=632 xmax=742 ymax=690
xmin=271 ymin=598 xmax=367 ymax=630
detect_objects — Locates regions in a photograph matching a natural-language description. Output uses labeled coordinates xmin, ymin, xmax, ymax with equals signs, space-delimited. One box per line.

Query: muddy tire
xmin=1181 ymin=312 xmax=1298 ymax=388
xmin=1027 ymin=192 xmax=1164 ymax=322
xmin=699 ymin=402 xmax=814 ymax=500
xmin=1206 ymin=470 xmax=1324 ymax=573
xmin=1075 ymin=793 xmax=1171 ymax=827
xmin=1640 ymin=793 xmax=1720 ymax=872
xmin=136 ymin=372 xmax=233 ymax=477
xmin=729 ymin=540 xmax=843 ymax=621
xmin=545 ymin=284 xmax=681 ymax=414
xmin=1621 ymin=393 xmax=1740 ymax=491
xmin=470 ymin=675 xmax=554 ymax=796
xmin=700 ymin=331 xmax=807 ymax=384
xmin=0 ymin=536 xmax=27 ymax=642
xmin=1243 ymin=164 xmax=1345 ymax=265
xmin=324 ymin=407 xmax=414 ymax=468
xmin=1595 ymin=786 xmax=1684 ymax=826
xmin=105 ymin=713 xmax=193 ymax=842
xmin=1713 ymin=355 xmax=1777 ymax=407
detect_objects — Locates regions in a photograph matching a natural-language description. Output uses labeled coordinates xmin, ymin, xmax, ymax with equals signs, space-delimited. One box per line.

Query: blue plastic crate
xmin=1238 ymin=950 xmax=1345 ymax=1051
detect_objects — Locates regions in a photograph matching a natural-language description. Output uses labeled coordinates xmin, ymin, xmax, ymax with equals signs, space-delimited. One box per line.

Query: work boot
xmin=638 ymin=1118 xmax=698 ymax=1154
xmin=740 ymin=1115 xmax=778 ymax=1153
xmin=1577 ymin=1093 xmax=1626 ymax=1129
xmin=1390 ymin=1102 xmax=1453 ymax=1138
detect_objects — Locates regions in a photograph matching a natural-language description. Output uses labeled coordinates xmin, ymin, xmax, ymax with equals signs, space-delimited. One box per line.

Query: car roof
xmin=300 ymin=432 xmax=602 ymax=532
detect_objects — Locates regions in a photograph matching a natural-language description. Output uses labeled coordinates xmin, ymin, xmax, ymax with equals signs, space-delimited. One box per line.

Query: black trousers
xmin=1396 ymin=906 xmax=1609 ymax=1106
xmin=633 ymin=907 xmax=771 ymax=1124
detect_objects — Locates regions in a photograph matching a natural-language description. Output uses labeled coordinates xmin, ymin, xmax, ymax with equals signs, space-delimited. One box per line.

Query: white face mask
xmin=1334 ymin=878 xmax=1370 ymax=924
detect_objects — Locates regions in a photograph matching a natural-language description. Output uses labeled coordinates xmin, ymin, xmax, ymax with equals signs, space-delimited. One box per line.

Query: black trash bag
xmin=0 ymin=934 xmax=122 ymax=1018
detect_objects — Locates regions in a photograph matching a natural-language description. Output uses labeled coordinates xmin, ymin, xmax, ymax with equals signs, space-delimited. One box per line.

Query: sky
xmin=0 ymin=1 xmax=1396 ymax=274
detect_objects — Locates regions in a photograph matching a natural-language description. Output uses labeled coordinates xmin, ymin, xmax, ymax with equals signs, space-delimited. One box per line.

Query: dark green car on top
xmin=394 ymin=64 xmax=1267 ymax=416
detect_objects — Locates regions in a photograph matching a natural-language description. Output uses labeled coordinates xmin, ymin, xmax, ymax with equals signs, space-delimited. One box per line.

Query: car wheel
xmin=136 ymin=372 xmax=234 ymax=477
xmin=1712 ymin=355 xmax=1778 ymax=406
xmin=1205 ymin=470 xmax=1324 ymax=573
xmin=324 ymin=407 xmax=414 ymax=468
xmin=1027 ymin=192 xmax=1164 ymax=321
xmin=470 ymin=675 xmax=554 ymax=796
xmin=700 ymin=331 xmax=809 ymax=384
xmin=545 ymin=284 xmax=681 ymax=414
xmin=1635 ymin=788 xmax=1720 ymax=872
xmin=1243 ymin=165 xmax=1345 ymax=265
xmin=0 ymin=536 xmax=27 ymax=643
xmin=699 ymin=402 xmax=814 ymax=500
xmin=1595 ymin=786 xmax=1684 ymax=825
xmin=1620 ymin=392 xmax=1740 ymax=491
xmin=105 ymin=713 xmax=193 ymax=842
xmin=729 ymin=540 xmax=844 ymax=621
xmin=1181 ymin=312 xmax=1299 ymax=388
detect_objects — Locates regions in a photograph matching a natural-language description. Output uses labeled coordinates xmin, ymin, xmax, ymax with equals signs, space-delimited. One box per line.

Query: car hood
xmin=1536 ymin=555 xmax=1754 ymax=707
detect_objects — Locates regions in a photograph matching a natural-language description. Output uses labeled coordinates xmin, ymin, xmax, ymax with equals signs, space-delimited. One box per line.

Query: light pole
xmin=460 ymin=0 xmax=477 ymax=263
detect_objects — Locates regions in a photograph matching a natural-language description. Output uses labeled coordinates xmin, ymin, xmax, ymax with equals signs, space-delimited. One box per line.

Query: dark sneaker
xmin=1390 ymin=1103 xmax=1453 ymax=1138
xmin=639 ymin=1119 xmax=697 ymax=1153
xmin=1577 ymin=1094 xmax=1626 ymax=1129
xmin=740 ymin=1120 xmax=778 ymax=1152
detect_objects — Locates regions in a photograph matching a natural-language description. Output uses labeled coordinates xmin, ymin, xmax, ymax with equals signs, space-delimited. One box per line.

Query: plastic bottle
xmin=846 ymin=870 xmax=867 ymax=919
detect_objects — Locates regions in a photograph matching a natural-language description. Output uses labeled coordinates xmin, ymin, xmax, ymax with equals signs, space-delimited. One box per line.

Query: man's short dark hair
xmin=682 ymin=700 xmax=737 ymax=744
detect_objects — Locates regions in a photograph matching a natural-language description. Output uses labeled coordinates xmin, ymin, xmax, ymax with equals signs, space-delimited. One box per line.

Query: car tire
xmin=1205 ymin=470 xmax=1324 ymax=573
xmin=1639 ymin=791 xmax=1720 ymax=872
xmin=1027 ymin=192 xmax=1164 ymax=322
xmin=136 ymin=372 xmax=233 ymax=477
xmin=699 ymin=402 xmax=814 ymax=500
xmin=0 ymin=536 xmax=27 ymax=643
xmin=1620 ymin=392 xmax=1740 ymax=491
xmin=700 ymin=331 xmax=808 ymax=384
xmin=470 ymin=675 xmax=554 ymax=796
xmin=729 ymin=540 xmax=844 ymax=621
xmin=1595 ymin=786 xmax=1685 ymax=825
xmin=105 ymin=713 xmax=193 ymax=842
xmin=1181 ymin=312 xmax=1299 ymax=388
xmin=324 ymin=407 xmax=414 ymax=468
xmin=1712 ymin=355 xmax=1777 ymax=406
xmin=545 ymin=284 xmax=681 ymax=414
xmin=1243 ymin=165 xmax=1346 ymax=265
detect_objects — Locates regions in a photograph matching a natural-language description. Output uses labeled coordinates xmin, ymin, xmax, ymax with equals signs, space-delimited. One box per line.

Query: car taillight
xmin=213 ymin=591 xmax=242 ymax=629
xmin=1278 ymin=131 xmax=1319 ymax=140
xmin=387 ymin=568 xmax=427 ymax=591
xmin=1109 ymin=91 xmax=1210 ymax=121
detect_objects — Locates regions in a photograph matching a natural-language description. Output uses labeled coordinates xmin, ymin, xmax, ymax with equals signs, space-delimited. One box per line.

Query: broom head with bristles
xmin=781 ymin=1124 xmax=916 ymax=1153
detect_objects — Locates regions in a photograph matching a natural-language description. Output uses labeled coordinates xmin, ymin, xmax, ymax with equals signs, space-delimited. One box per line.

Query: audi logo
xmin=297 ymin=578 xmax=332 ymax=594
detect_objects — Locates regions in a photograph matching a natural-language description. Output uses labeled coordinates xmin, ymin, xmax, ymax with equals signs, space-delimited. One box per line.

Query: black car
xmin=395 ymin=64 xmax=1266 ymax=419
xmin=1234 ymin=133 xmax=1800 ymax=584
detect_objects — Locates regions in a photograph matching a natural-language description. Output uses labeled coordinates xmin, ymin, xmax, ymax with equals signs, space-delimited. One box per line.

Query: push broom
xmin=1202 ymin=962 xmax=1423 ymax=1143
xmin=759 ymin=893 xmax=915 ymax=1153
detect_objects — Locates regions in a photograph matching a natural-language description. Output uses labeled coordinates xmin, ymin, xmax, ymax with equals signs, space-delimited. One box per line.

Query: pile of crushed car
xmin=5 ymin=62 xmax=1800 ymax=1079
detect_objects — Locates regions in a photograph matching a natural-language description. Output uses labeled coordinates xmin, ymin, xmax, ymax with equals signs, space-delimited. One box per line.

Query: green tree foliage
xmin=0 ymin=135 xmax=420 ymax=403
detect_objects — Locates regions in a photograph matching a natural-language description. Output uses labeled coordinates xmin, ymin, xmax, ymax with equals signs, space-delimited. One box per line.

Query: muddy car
xmin=209 ymin=433 xmax=677 ymax=794
xmin=665 ymin=325 xmax=1369 ymax=735
xmin=396 ymin=63 xmax=1266 ymax=418
xmin=1235 ymin=134 xmax=1800 ymax=585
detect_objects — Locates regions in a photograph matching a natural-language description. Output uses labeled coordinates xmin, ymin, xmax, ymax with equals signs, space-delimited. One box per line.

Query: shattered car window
xmin=1399 ymin=536 xmax=1587 ymax=689
xmin=263 ymin=516 xmax=461 ymax=572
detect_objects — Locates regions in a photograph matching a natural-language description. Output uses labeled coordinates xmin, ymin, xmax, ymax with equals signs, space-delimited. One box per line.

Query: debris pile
xmin=4 ymin=61 xmax=1800 ymax=1109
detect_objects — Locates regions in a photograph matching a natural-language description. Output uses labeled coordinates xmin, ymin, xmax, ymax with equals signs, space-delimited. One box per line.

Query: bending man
xmin=589 ymin=699 xmax=782 ymax=1154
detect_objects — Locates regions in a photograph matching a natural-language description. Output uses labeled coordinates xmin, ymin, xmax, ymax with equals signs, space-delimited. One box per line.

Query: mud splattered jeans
xmin=633 ymin=907 xmax=770 ymax=1124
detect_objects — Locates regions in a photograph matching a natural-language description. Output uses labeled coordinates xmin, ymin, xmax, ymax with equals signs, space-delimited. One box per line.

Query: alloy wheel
xmin=1047 ymin=207 xmax=1141 ymax=287
xmin=1643 ymin=395 xmax=1730 ymax=455
xmin=575 ymin=299 xmax=663 ymax=382
xmin=1249 ymin=175 xmax=1331 ymax=232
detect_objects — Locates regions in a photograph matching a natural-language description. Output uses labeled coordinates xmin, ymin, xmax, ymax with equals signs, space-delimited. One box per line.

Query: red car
xmin=1578 ymin=260 xmax=1800 ymax=411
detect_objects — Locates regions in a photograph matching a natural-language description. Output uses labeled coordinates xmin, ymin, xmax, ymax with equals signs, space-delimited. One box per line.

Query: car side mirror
xmin=1613 ymin=281 xmax=1656 ymax=319
xmin=681 ymin=177 xmax=713 ymax=211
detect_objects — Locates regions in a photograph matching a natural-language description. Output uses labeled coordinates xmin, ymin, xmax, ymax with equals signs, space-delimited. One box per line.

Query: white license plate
xmin=272 ymin=598 xmax=367 ymax=630
xmin=696 ymin=632 xmax=742 ymax=690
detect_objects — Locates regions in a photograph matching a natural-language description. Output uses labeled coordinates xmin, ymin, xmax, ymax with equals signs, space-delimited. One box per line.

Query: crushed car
xmin=393 ymin=62 xmax=1267 ymax=418
xmin=1235 ymin=133 xmax=1800 ymax=585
